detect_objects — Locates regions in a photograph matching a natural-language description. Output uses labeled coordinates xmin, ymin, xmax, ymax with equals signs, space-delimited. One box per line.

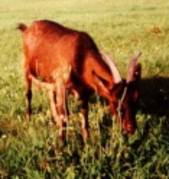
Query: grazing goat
xmin=18 ymin=20 xmax=141 ymax=140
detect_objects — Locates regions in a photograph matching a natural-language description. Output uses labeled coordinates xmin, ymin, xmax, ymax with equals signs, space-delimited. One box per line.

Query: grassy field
xmin=0 ymin=0 xmax=169 ymax=178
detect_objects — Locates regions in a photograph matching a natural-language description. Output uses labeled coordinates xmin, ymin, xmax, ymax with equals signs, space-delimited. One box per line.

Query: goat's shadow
xmin=140 ymin=77 xmax=169 ymax=116
xmin=99 ymin=77 xmax=169 ymax=146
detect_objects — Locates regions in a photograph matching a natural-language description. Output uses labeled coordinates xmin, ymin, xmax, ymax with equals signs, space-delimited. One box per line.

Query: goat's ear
xmin=127 ymin=51 xmax=142 ymax=83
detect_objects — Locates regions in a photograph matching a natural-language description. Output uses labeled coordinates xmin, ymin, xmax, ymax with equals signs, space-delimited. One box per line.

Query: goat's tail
xmin=17 ymin=23 xmax=27 ymax=32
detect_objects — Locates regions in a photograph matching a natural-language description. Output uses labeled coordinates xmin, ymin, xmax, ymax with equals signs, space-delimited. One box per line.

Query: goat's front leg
xmin=25 ymin=73 xmax=32 ymax=121
xmin=79 ymin=94 xmax=90 ymax=141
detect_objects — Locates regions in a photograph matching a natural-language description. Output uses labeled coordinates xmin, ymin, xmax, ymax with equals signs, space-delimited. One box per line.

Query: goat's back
xmin=20 ymin=20 xmax=113 ymax=91
xmin=21 ymin=20 xmax=101 ymax=83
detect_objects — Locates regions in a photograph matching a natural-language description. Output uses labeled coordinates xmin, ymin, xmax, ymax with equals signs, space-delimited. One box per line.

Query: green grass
xmin=0 ymin=0 xmax=169 ymax=178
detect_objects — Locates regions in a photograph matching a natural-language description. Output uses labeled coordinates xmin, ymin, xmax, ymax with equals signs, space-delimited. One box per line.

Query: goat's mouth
xmin=122 ymin=123 xmax=136 ymax=135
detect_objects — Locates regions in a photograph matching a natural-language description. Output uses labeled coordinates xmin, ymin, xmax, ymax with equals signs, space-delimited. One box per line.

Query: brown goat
xmin=18 ymin=20 xmax=141 ymax=140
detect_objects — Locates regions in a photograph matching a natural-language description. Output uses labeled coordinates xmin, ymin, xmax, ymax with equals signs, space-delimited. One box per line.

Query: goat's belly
xmin=30 ymin=60 xmax=72 ymax=86
xmin=29 ymin=56 xmax=71 ymax=82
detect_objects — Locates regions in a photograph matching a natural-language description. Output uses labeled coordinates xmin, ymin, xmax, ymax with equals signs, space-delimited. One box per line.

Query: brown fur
xmin=18 ymin=20 xmax=141 ymax=140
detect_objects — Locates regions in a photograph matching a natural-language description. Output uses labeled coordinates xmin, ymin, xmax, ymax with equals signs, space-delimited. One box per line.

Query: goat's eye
xmin=121 ymin=110 xmax=124 ymax=116
xmin=119 ymin=108 xmax=125 ymax=117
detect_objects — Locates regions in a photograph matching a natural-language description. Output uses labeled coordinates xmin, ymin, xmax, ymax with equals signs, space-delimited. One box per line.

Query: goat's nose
xmin=127 ymin=125 xmax=135 ymax=135
xmin=123 ymin=123 xmax=135 ymax=135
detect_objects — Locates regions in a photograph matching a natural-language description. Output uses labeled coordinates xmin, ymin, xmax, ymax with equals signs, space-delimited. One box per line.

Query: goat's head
xmin=110 ymin=52 xmax=142 ymax=135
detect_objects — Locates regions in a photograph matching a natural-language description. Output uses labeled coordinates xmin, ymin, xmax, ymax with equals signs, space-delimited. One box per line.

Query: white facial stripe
xmin=100 ymin=52 xmax=122 ymax=84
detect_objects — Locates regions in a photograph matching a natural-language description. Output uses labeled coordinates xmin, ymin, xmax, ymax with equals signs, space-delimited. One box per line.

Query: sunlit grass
xmin=0 ymin=0 xmax=169 ymax=178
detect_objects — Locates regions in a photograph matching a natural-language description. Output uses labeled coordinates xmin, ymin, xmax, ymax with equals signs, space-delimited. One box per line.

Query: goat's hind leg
xmin=56 ymin=86 xmax=69 ymax=140
xmin=48 ymin=86 xmax=68 ymax=140
xmin=25 ymin=73 xmax=32 ymax=121
xmin=29 ymin=74 xmax=68 ymax=140
xmin=48 ymin=89 xmax=59 ymax=125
